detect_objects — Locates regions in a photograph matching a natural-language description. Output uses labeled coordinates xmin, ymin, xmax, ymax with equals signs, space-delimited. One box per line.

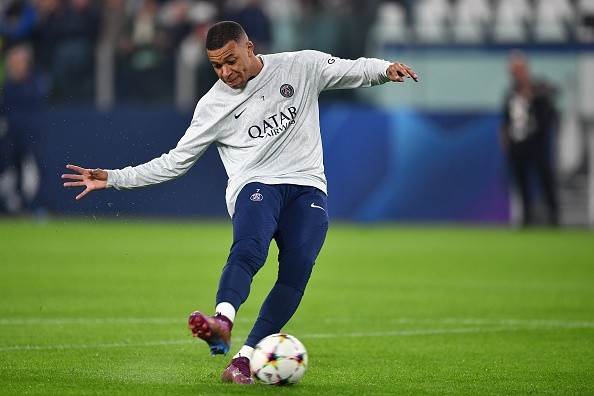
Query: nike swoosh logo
xmin=311 ymin=203 xmax=325 ymax=211
xmin=234 ymin=108 xmax=247 ymax=119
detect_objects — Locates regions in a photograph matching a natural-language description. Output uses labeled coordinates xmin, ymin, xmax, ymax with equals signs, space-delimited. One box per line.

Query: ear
xmin=246 ymin=40 xmax=255 ymax=55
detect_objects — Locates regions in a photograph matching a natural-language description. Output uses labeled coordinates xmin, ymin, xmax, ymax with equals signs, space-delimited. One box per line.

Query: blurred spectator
xmin=175 ymin=1 xmax=218 ymax=108
xmin=96 ymin=0 xmax=128 ymax=108
xmin=3 ymin=0 xmax=583 ymax=112
xmin=297 ymin=0 xmax=378 ymax=102
xmin=0 ymin=44 xmax=49 ymax=214
xmin=34 ymin=0 xmax=100 ymax=103
xmin=0 ymin=0 xmax=38 ymax=51
xmin=338 ymin=0 xmax=379 ymax=59
xmin=116 ymin=0 xmax=174 ymax=103
xmin=160 ymin=0 xmax=194 ymax=47
xmin=222 ymin=0 xmax=272 ymax=54
xmin=500 ymin=50 xmax=560 ymax=226
xmin=297 ymin=0 xmax=340 ymax=54
xmin=99 ymin=0 xmax=128 ymax=45
xmin=261 ymin=0 xmax=301 ymax=52
xmin=33 ymin=0 xmax=61 ymax=69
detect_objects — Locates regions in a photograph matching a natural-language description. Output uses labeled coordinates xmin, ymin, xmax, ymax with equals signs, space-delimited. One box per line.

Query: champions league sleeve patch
xmin=280 ymin=84 xmax=294 ymax=98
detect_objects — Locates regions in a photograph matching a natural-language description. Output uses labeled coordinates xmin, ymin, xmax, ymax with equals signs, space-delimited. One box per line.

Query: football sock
xmin=215 ymin=302 xmax=236 ymax=323
xmin=233 ymin=345 xmax=254 ymax=360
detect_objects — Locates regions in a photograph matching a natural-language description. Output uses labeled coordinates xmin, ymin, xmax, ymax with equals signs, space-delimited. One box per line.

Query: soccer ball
xmin=250 ymin=333 xmax=308 ymax=385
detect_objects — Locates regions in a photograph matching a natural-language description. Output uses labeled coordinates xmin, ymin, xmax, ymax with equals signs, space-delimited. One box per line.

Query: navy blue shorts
xmin=216 ymin=182 xmax=329 ymax=307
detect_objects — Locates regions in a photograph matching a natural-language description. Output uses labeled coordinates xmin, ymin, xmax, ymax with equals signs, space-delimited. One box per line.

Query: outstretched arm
xmin=62 ymin=164 xmax=108 ymax=200
xmin=313 ymin=50 xmax=419 ymax=92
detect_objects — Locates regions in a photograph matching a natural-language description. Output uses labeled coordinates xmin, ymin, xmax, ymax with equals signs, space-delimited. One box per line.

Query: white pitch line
xmin=304 ymin=325 xmax=546 ymax=339
xmin=0 ymin=317 xmax=252 ymax=326
xmin=0 ymin=318 xmax=180 ymax=325
xmin=0 ymin=339 xmax=189 ymax=352
xmin=1 ymin=321 xmax=593 ymax=353
xmin=2 ymin=317 xmax=593 ymax=328
xmin=386 ymin=318 xmax=594 ymax=328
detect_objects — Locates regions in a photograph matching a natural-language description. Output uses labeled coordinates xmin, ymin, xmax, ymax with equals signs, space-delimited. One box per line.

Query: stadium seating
xmin=492 ymin=0 xmax=532 ymax=43
xmin=414 ymin=0 xmax=453 ymax=43
xmin=534 ymin=0 xmax=575 ymax=42
xmin=368 ymin=2 xmax=409 ymax=49
xmin=452 ymin=0 xmax=493 ymax=43
xmin=577 ymin=0 xmax=594 ymax=42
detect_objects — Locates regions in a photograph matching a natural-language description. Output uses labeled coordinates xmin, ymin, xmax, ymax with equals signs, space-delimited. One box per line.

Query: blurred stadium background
xmin=1 ymin=0 xmax=593 ymax=227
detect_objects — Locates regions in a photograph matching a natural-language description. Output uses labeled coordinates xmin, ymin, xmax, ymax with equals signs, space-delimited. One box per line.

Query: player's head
xmin=508 ymin=50 xmax=530 ymax=85
xmin=206 ymin=21 xmax=261 ymax=89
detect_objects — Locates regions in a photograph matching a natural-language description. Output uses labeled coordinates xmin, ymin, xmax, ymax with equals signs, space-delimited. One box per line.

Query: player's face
xmin=207 ymin=39 xmax=255 ymax=89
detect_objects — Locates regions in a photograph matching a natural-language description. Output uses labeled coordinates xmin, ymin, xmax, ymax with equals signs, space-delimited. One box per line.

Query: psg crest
xmin=280 ymin=84 xmax=294 ymax=98
xmin=250 ymin=189 xmax=263 ymax=201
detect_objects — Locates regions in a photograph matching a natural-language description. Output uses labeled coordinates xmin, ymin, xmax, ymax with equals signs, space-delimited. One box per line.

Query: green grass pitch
xmin=1 ymin=218 xmax=593 ymax=395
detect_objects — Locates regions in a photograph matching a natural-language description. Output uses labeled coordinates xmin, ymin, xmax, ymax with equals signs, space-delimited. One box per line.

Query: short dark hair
xmin=206 ymin=21 xmax=247 ymax=51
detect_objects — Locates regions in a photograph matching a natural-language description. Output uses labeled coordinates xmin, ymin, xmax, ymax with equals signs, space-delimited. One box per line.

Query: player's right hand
xmin=62 ymin=164 xmax=108 ymax=200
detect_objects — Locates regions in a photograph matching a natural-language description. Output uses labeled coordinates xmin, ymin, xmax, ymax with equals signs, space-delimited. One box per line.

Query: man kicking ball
xmin=62 ymin=21 xmax=418 ymax=384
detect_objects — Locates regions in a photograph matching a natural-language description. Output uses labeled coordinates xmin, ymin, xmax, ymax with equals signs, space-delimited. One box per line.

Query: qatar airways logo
xmin=247 ymin=106 xmax=298 ymax=139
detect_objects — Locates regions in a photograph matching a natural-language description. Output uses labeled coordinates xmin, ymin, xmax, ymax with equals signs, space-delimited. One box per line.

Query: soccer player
xmin=62 ymin=21 xmax=418 ymax=384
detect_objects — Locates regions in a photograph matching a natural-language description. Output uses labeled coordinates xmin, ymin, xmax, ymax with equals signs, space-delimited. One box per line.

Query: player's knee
xmin=227 ymin=237 xmax=268 ymax=275
xmin=277 ymin=252 xmax=316 ymax=293
xmin=276 ymin=276 xmax=311 ymax=295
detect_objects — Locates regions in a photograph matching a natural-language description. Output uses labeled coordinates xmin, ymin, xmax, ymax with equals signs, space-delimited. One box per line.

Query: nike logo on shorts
xmin=310 ymin=203 xmax=325 ymax=211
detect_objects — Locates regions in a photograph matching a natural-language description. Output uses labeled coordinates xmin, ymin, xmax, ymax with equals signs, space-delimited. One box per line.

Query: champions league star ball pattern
xmin=250 ymin=333 xmax=308 ymax=385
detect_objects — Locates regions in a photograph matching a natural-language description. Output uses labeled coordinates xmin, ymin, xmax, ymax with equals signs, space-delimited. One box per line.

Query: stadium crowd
xmin=0 ymin=0 xmax=384 ymax=106
xmin=1 ymin=0 xmax=592 ymax=220
xmin=1 ymin=0 xmax=593 ymax=107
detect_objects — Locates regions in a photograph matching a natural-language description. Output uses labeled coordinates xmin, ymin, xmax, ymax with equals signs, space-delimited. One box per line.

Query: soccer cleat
xmin=221 ymin=357 xmax=256 ymax=385
xmin=188 ymin=311 xmax=232 ymax=355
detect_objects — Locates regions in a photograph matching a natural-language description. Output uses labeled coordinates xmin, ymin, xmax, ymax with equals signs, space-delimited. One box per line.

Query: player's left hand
xmin=387 ymin=62 xmax=419 ymax=83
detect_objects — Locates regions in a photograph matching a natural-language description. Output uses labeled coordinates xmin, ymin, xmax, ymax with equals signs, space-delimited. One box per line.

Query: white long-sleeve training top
xmin=106 ymin=50 xmax=392 ymax=216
